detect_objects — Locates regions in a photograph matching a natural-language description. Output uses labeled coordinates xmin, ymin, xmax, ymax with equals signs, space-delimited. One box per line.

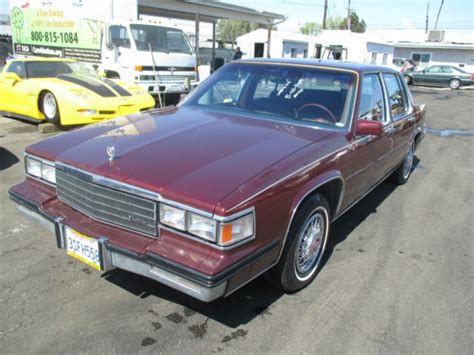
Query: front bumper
xmin=9 ymin=189 xmax=278 ymax=302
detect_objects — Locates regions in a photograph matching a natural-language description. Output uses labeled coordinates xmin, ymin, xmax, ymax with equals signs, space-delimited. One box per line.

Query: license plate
xmin=65 ymin=227 xmax=102 ymax=270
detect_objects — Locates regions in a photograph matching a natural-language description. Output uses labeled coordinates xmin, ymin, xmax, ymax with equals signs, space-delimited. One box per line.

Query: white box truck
xmin=9 ymin=0 xmax=197 ymax=104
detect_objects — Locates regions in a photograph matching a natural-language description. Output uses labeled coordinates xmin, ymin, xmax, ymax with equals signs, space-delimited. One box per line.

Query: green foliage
xmin=217 ymin=19 xmax=269 ymax=46
xmin=339 ymin=11 xmax=367 ymax=33
xmin=300 ymin=22 xmax=321 ymax=35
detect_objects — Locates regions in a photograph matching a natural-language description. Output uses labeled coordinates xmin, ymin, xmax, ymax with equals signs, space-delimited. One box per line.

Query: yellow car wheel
xmin=41 ymin=91 xmax=61 ymax=126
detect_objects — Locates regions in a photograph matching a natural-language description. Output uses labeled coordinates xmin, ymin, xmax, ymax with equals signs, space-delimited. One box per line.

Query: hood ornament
xmin=106 ymin=145 xmax=116 ymax=162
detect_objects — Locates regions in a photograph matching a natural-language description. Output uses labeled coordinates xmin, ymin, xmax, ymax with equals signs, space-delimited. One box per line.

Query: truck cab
xmin=100 ymin=20 xmax=197 ymax=103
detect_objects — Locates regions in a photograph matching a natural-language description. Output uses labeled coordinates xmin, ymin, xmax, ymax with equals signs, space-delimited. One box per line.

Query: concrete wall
xmin=394 ymin=47 xmax=474 ymax=71
xmin=366 ymin=42 xmax=394 ymax=65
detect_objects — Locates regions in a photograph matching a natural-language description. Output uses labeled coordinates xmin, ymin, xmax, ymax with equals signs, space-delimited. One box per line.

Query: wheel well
xmin=414 ymin=131 xmax=423 ymax=149
xmin=105 ymin=70 xmax=120 ymax=79
xmin=37 ymin=90 xmax=49 ymax=113
xmin=299 ymin=178 xmax=343 ymax=220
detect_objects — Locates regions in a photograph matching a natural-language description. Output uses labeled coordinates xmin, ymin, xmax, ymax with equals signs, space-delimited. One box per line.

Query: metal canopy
xmin=138 ymin=0 xmax=284 ymax=24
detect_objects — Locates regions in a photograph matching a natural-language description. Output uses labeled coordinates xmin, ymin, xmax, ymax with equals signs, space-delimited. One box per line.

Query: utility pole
xmin=347 ymin=0 xmax=351 ymax=31
xmin=322 ymin=0 xmax=328 ymax=30
xmin=425 ymin=0 xmax=429 ymax=34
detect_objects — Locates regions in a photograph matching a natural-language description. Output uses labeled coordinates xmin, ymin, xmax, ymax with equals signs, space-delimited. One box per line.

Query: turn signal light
xmin=134 ymin=65 xmax=143 ymax=72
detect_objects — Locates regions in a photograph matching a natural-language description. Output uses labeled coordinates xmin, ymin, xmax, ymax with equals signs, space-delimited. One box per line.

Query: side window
xmin=440 ymin=66 xmax=453 ymax=73
xmin=6 ymin=61 xmax=26 ymax=78
xmin=426 ymin=66 xmax=442 ymax=73
xmin=358 ymin=74 xmax=385 ymax=122
xmin=109 ymin=25 xmax=130 ymax=48
xmin=383 ymin=73 xmax=407 ymax=118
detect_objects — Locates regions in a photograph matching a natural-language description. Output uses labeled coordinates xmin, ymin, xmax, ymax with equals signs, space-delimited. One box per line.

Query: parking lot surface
xmin=0 ymin=87 xmax=472 ymax=354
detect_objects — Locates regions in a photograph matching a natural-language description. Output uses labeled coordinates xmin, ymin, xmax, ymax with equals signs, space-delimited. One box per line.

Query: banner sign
xmin=10 ymin=0 xmax=103 ymax=63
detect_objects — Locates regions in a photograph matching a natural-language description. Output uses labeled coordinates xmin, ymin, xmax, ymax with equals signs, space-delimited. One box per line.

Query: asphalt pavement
xmin=0 ymin=87 xmax=472 ymax=354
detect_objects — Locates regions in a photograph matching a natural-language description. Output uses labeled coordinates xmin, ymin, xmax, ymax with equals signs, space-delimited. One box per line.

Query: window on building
xmin=382 ymin=53 xmax=388 ymax=65
xmin=371 ymin=52 xmax=377 ymax=64
xmin=290 ymin=48 xmax=297 ymax=58
xmin=303 ymin=49 xmax=308 ymax=58
xmin=358 ymin=74 xmax=385 ymax=122
xmin=411 ymin=53 xmax=431 ymax=67
xmin=383 ymin=73 xmax=408 ymax=118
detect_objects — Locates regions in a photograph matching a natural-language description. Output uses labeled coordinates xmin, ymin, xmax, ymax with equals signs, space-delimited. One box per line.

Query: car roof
xmin=238 ymin=58 xmax=399 ymax=74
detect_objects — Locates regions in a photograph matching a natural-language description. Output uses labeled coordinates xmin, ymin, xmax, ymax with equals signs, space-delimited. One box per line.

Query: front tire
xmin=41 ymin=91 xmax=60 ymax=125
xmin=266 ymin=193 xmax=330 ymax=292
xmin=449 ymin=78 xmax=461 ymax=90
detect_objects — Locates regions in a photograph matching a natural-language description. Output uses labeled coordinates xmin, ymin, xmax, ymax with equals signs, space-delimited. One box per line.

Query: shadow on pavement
xmin=0 ymin=147 xmax=19 ymax=171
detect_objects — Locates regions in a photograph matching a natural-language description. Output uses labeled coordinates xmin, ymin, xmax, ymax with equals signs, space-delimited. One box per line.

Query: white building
xmin=237 ymin=29 xmax=316 ymax=59
xmin=312 ymin=30 xmax=395 ymax=66
xmin=236 ymin=29 xmax=395 ymax=66
xmin=393 ymin=42 xmax=474 ymax=72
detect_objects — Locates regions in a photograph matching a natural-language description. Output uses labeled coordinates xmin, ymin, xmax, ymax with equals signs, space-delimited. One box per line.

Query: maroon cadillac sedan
xmin=9 ymin=59 xmax=425 ymax=302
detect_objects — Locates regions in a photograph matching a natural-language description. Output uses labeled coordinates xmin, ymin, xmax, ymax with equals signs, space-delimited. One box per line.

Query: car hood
xmin=28 ymin=106 xmax=335 ymax=212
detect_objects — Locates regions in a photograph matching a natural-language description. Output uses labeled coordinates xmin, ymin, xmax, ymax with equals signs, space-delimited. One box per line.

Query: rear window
xmin=184 ymin=63 xmax=357 ymax=128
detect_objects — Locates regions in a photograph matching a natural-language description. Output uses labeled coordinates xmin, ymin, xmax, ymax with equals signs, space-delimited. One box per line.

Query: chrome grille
xmin=56 ymin=166 xmax=157 ymax=236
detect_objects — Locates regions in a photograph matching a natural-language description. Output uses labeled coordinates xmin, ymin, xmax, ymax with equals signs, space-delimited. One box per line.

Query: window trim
xmin=358 ymin=72 xmax=388 ymax=124
xmin=381 ymin=72 xmax=410 ymax=121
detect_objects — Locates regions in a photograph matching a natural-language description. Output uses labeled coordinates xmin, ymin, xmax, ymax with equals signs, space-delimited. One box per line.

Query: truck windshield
xmin=130 ymin=24 xmax=193 ymax=54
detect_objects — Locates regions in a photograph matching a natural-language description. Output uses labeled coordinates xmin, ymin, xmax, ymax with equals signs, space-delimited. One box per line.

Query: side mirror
xmin=3 ymin=72 xmax=21 ymax=82
xmin=355 ymin=120 xmax=383 ymax=136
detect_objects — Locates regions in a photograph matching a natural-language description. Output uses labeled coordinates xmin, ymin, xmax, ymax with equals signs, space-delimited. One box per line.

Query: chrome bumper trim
xmin=110 ymin=252 xmax=226 ymax=302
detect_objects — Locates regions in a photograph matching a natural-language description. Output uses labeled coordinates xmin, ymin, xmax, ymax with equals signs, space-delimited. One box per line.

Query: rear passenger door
xmin=382 ymin=73 xmax=416 ymax=169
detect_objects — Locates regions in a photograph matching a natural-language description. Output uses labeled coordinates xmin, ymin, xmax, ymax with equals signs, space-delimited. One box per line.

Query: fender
xmin=276 ymin=170 xmax=345 ymax=263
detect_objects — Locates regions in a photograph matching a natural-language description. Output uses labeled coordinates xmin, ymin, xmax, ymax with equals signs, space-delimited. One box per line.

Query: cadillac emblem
xmin=106 ymin=145 xmax=116 ymax=162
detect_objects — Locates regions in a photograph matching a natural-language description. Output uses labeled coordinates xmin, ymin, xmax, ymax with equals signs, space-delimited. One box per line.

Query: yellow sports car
xmin=0 ymin=58 xmax=155 ymax=126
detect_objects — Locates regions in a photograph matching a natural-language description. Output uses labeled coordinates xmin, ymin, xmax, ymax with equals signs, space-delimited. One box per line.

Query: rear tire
xmin=41 ymin=91 xmax=60 ymax=126
xmin=391 ymin=140 xmax=415 ymax=185
xmin=266 ymin=193 xmax=330 ymax=292
xmin=449 ymin=78 xmax=461 ymax=90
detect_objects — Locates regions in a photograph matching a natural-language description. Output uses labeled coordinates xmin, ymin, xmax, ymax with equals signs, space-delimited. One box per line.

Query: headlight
xmin=158 ymin=202 xmax=254 ymax=247
xmin=25 ymin=155 xmax=56 ymax=185
xmin=219 ymin=214 xmax=254 ymax=246
xmin=159 ymin=204 xmax=186 ymax=231
xmin=188 ymin=213 xmax=216 ymax=242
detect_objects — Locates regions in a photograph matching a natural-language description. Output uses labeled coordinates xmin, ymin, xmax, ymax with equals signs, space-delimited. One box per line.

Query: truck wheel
xmin=390 ymin=140 xmax=415 ymax=185
xmin=41 ymin=91 xmax=61 ymax=126
xmin=449 ymin=78 xmax=461 ymax=90
xmin=266 ymin=193 xmax=330 ymax=292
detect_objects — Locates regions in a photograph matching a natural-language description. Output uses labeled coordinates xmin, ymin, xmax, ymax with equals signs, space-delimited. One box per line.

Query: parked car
xmin=0 ymin=58 xmax=155 ymax=126
xmin=9 ymin=59 xmax=426 ymax=302
xmin=404 ymin=65 xmax=474 ymax=89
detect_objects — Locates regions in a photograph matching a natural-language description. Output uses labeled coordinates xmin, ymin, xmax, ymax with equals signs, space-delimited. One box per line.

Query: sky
xmin=1 ymin=0 xmax=473 ymax=35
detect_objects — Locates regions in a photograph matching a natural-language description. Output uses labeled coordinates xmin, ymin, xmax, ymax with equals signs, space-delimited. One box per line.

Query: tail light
xmin=470 ymin=74 xmax=474 ymax=79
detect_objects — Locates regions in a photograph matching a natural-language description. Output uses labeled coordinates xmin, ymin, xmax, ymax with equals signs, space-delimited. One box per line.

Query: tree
xmin=300 ymin=22 xmax=321 ymax=35
xmin=339 ymin=11 xmax=367 ymax=33
xmin=217 ymin=20 xmax=268 ymax=47
xmin=299 ymin=16 xmax=343 ymax=34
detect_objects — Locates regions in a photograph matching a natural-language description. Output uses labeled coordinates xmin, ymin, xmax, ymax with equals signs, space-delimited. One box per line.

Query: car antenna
xmin=149 ymin=43 xmax=163 ymax=108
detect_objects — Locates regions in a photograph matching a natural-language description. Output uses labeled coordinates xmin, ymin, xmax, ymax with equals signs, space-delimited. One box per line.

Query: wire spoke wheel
xmin=294 ymin=207 xmax=327 ymax=280
xmin=402 ymin=141 xmax=414 ymax=179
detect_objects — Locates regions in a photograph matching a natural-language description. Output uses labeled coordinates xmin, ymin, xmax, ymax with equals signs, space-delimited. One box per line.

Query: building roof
xmin=138 ymin=0 xmax=285 ymax=24
xmin=393 ymin=42 xmax=474 ymax=50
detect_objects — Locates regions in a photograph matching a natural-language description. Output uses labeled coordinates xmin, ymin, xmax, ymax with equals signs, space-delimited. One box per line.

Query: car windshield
xmin=25 ymin=61 xmax=99 ymax=78
xmin=130 ymin=24 xmax=193 ymax=54
xmin=183 ymin=62 xmax=357 ymax=128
